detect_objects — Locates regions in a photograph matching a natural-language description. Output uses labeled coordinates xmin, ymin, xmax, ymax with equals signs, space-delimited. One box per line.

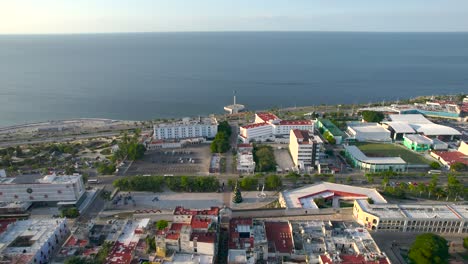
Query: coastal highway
xmin=0 ymin=131 xmax=121 ymax=147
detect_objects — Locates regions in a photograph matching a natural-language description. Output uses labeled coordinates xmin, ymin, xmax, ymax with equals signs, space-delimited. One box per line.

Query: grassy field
xmin=353 ymin=142 xmax=431 ymax=164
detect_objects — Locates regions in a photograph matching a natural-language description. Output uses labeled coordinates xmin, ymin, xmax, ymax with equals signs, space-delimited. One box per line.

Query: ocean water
xmin=0 ymin=32 xmax=467 ymax=127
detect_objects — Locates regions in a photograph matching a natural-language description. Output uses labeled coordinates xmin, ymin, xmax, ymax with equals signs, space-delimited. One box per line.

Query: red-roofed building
xmin=155 ymin=207 xmax=219 ymax=259
xmin=0 ymin=219 xmax=15 ymax=234
xmin=240 ymin=112 xmax=314 ymax=143
xmin=191 ymin=217 xmax=212 ymax=231
xmin=264 ymin=222 xmax=294 ymax=255
xmin=106 ymin=241 xmax=137 ymax=264
xmin=431 ymin=150 xmax=468 ymax=168
xmin=255 ymin=112 xmax=280 ymax=123
xmin=229 ymin=218 xmax=254 ymax=250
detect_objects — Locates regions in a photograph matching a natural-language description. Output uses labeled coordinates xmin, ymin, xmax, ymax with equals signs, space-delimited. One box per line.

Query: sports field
xmin=353 ymin=142 xmax=431 ymax=164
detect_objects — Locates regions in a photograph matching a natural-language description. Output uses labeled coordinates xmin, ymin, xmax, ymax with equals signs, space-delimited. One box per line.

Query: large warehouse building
xmin=386 ymin=114 xmax=461 ymax=140
xmin=343 ymin=145 xmax=407 ymax=172
xmin=0 ymin=173 xmax=85 ymax=205
xmin=346 ymin=122 xmax=392 ymax=142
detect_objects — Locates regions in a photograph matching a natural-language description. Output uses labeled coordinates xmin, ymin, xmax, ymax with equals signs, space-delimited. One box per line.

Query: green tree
xmin=232 ymin=182 xmax=243 ymax=203
xmin=253 ymin=145 xmax=276 ymax=172
xmin=128 ymin=143 xmax=146 ymax=160
xmin=463 ymin=237 xmax=468 ymax=250
xmin=145 ymin=235 xmax=156 ymax=253
xmin=428 ymin=175 xmax=438 ymax=198
xmin=285 ymin=172 xmax=301 ymax=185
xmin=361 ymin=111 xmax=384 ymax=123
xmin=156 ymin=220 xmax=169 ymax=230
xmin=15 ymin=146 xmax=23 ymax=157
xmin=97 ymin=163 xmax=116 ymax=175
xmin=450 ymin=162 xmax=467 ymax=172
xmin=382 ymin=175 xmax=390 ymax=188
xmin=218 ymin=121 xmax=232 ymax=136
xmin=65 ymin=166 xmax=76 ymax=175
xmin=239 ymin=176 xmax=258 ymax=191
xmin=430 ymin=161 xmax=441 ymax=170
xmin=95 ymin=241 xmax=114 ymax=264
xmin=447 ymin=174 xmax=463 ymax=200
xmin=61 ymin=207 xmax=80 ymax=218
xmin=408 ymin=233 xmax=448 ymax=264
xmin=264 ymin=174 xmax=282 ymax=190
xmin=210 ymin=132 xmax=230 ymax=153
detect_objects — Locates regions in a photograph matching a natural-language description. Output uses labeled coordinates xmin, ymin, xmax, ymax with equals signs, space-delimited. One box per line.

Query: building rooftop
xmin=264 ymin=222 xmax=294 ymax=254
xmin=227 ymin=249 xmax=247 ymax=264
xmin=317 ymin=119 xmax=345 ymax=137
xmin=106 ymin=218 xmax=150 ymax=264
xmin=294 ymin=221 xmax=389 ymax=264
xmin=388 ymin=114 xmax=461 ymax=136
xmin=404 ymin=134 xmax=433 ymax=145
xmin=347 ymin=123 xmax=391 ymax=142
xmin=344 ymin=145 xmax=406 ymax=165
xmin=256 ymin=112 xmax=280 ymax=122
xmin=278 ymin=120 xmax=312 ymax=126
xmin=241 ymin=122 xmax=271 ymax=129
xmin=191 ymin=232 xmax=216 ymax=244
xmin=154 ymin=117 xmax=217 ymax=128
xmin=432 ymin=151 xmax=468 ymax=166
xmin=0 ymin=173 xmax=82 ymax=185
xmin=356 ymin=200 xmax=467 ymax=220
xmin=0 ymin=218 xmax=67 ymax=258
xmin=383 ymin=122 xmax=415 ymax=133
xmin=281 ymin=182 xmax=387 ymax=209
xmin=162 ymin=253 xmax=213 ymax=264
xmin=229 ymin=218 xmax=254 ymax=250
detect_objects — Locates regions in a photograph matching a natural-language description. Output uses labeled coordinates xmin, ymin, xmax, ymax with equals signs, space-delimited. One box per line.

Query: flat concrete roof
xmin=281 ymin=182 xmax=387 ymax=209
xmin=344 ymin=145 xmax=406 ymax=165
xmin=404 ymin=134 xmax=433 ymax=145
xmin=388 ymin=114 xmax=461 ymax=136
xmin=348 ymin=123 xmax=391 ymax=142
xmin=357 ymin=200 xmax=468 ymax=220
xmin=384 ymin=122 xmax=415 ymax=134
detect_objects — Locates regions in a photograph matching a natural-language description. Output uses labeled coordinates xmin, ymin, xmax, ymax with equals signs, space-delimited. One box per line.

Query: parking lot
xmin=124 ymin=144 xmax=211 ymax=176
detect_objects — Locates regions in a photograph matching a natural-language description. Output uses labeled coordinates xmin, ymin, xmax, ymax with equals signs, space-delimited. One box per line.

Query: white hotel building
xmin=240 ymin=112 xmax=314 ymax=143
xmin=289 ymin=129 xmax=323 ymax=168
xmin=154 ymin=117 xmax=218 ymax=140
xmin=0 ymin=173 xmax=85 ymax=205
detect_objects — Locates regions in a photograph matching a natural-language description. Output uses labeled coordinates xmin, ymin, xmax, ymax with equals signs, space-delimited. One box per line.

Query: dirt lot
xmin=273 ymin=146 xmax=295 ymax=173
xmin=124 ymin=144 xmax=211 ymax=176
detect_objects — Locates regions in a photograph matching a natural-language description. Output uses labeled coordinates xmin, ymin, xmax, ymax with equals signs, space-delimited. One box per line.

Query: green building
xmin=316 ymin=119 xmax=345 ymax=144
xmin=403 ymin=134 xmax=432 ymax=152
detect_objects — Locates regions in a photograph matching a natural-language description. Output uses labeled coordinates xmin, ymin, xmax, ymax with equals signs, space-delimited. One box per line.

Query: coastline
xmin=0 ymin=93 xmax=464 ymax=130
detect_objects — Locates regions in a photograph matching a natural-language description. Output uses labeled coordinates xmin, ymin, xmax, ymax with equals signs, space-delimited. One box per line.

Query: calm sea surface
xmin=0 ymin=32 xmax=467 ymax=126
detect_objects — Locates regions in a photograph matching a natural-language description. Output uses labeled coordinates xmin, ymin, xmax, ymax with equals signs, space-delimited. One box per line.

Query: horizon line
xmin=1 ymin=30 xmax=468 ymax=36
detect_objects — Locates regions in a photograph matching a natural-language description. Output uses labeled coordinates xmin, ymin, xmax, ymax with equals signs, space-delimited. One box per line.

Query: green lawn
xmin=353 ymin=142 xmax=431 ymax=165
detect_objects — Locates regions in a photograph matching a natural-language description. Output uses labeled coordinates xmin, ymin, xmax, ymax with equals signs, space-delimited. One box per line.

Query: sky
xmin=1 ymin=0 xmax=468 ymax=34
